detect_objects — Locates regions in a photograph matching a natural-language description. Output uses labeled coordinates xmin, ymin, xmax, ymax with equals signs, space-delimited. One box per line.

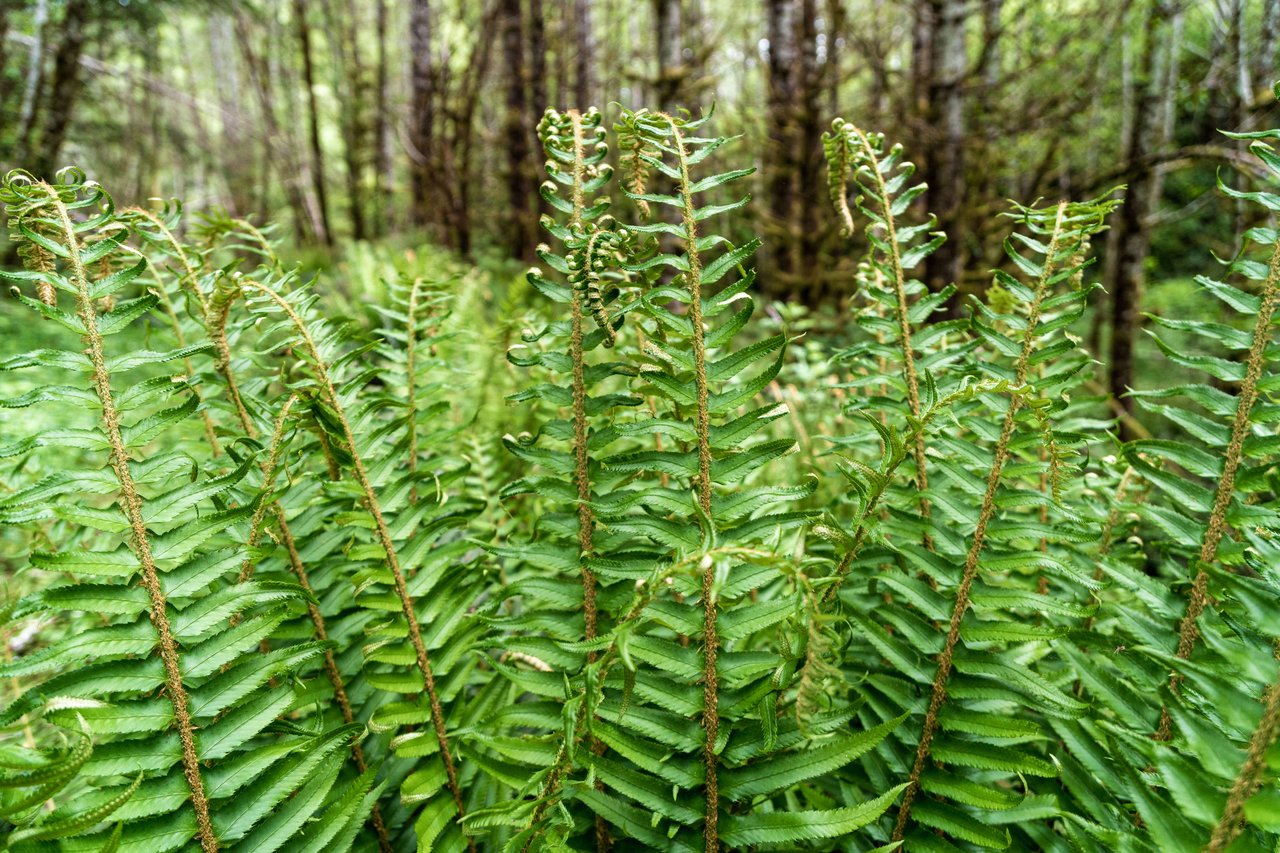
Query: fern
xmin=0 ymin=169 xmax=367 ymax=852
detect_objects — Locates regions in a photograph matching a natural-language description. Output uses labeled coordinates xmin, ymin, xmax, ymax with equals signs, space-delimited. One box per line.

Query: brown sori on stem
xmin=46 ymin=185 xmax=218 ymax=852
xmin=242 ymin=280 xmax=472 ymax=850
xmin=1205 ymin=668 xmax=1280 ymax=851
xmin=844 ymin=125 xmax=932 ymax=544
xmin=1155 ymin=237 xmax=1280 ymax=742
xmin=892 ymin=203 xmax=1069 ymax=843
xmin=660 ymin=113 xmax=721 ymax=853
xmin=564 ymin=109 xmax=601 ymax=649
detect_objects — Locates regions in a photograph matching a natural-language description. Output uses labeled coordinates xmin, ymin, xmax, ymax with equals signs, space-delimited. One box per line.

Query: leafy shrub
xmin=1 ymin=108 xmax=1279 ymax=853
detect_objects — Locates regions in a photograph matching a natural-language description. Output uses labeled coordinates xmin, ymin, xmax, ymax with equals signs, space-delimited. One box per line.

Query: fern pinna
xmin=0 ymin=170 xmax=374 ymax=852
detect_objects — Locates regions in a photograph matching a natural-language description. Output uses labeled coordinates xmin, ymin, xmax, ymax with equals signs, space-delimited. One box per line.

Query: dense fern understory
xmin=0 ymin=101 xmax=1279 ymax=853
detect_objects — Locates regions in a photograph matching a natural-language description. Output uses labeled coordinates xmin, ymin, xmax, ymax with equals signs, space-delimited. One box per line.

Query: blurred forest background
xmin=0 ymin=0 xmax=1278 ymax=418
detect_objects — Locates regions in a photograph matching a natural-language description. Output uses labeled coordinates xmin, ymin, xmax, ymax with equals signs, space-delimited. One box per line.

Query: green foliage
xmin=2 ymin=106 xmax=1280 ymax=853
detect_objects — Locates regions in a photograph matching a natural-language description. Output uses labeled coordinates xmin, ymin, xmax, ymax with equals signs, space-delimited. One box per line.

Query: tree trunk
xmin=795 ymin=0 xmax=823 ymax=297
xmin=31 ymin=0 xmax=90 ymax=180
xmin=321 ymin=0 xmax=369 ymax=240
xmin=921 ymin=0 xmax=968 ymax=302
xmin=573 ymin=0 xmax=594 ymax=107
xmin=765 ymin=0 xmax=797 ymax=280
xmin=530 ymin=0 xmax=548 ymax=112
xmin=1259 ymin=0 xmax=1279 ymax=89
xmin=1105 ymin=1 xmax=1179 ymax=432
xmin=235 ymin=10 xmax=316 ymax=242
xmin=295 ymin=0 xmax=333 ymax=246
xmin=501 ymin=0 xmax=535 ymax=259
xmin=409 ymin=0 xmax=436 ymax=230
xmin=654 ymin=0 xmax=683 ymax=111
xmin=374 ymin=0 xmax=393 ymax=233
xmin=15 ymin=0 xmax=49 ymax=166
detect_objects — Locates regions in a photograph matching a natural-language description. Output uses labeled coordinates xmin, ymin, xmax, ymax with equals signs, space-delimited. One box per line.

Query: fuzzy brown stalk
xmin=1156 ymin=236 xmax=1280 ymax=742
xmin=564 ymin=109 xmax=608 ymax=853
xmin=48 ymin=188 xmax=218 ymax=851
xmin=847 ymin=125 xmax=932 ymax=546
xmin=1205 ymin=671 xmax=1280 ymax=851
xmin=237 ymin=394 xmax=297 ymax=582
xmin=206 ymin=288 xmax=256 ymax=438
xmin=662 ymin=114 xmax=721 ymax=853
xmin=566 ymin=110 xmax=601 ymax=650
xmin=892 ymin=203 xmax=1068 ymax=843
xmin=243 ymin=282 xmax=471 ymax=850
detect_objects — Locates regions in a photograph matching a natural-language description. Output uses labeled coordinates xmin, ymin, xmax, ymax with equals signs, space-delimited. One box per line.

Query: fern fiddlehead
xmin=823 ymin=120 xmax=946 ymax=546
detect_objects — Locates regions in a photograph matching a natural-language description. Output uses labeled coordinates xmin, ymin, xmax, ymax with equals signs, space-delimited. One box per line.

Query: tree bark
xmin=795 ymin=0 xmax=823 ymax=295
xmin=31 ymin=0 xmax=90 ymax=180
xmin=295 ymin=0 xmax=333 ymax=246
xmin=409 ymin=0 xmax=436 ymax=230
xmin=654 ymin=0 xmax=683 ymax=111
xmin=374 ymin=0 xmax=393 ymax=233
xmin=530 ymin=0 xmax=548 ymax=112
xmin=573 ymin=0 xmax=594 ymax=107
xmin=1105 ymin=1 xmax=1180 ymax=432
xmin=1259 ymin=0 xmax=1280 ymax=89
xmin=921 ymin=0 xmax=968 ymax=302
xmin=15 ymin=0 xmax=49 ymax=166
xmin=501 ymin=0 xmax=536 ymax=259
xmin=235 ymin=10 xmax=316 ymax=242
xmin=765 ymin=0 xmax=797 ymax=281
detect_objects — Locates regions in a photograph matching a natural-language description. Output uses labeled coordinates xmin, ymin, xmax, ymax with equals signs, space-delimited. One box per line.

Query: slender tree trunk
xmin=1259 ymin=0 xmax=1280 ymax=89
xmin=31 ymin=0 xmax=90 ymax=180
xmin=235 ymin=10 xmax=316 ymax=242
xmin=765 ymin=0 xmax=797 ymax=281
xmin=574 ymin=0 xmax=594 ymax=107
xmin=921 ymin=0 xmax=968 ymax=301
xmin=295 ymin=0 xmax=333 ymax=246
xmin=530 ymin=0 xmax=548 ymax=112
xmin=1106 ymin=1 xmax=1179 ymax=431
xmin=15 ymin=0 xmax=49 ymax=166
xmin=446 ymin=0 xmax=501 ymax=256
xmin=209 ymin=16 xmax=255 ymax=215
xmin=409 ymin=0 xmax=436 ymax=230
xmin=0 ymin=4 xmax=13 ymax=114
xmin=501 ymin=0 xmax=535 ymax=259
xmin=795 ymin=0 xmax=823 ymax=298
xmin=654 ymin=0 xmax=683 ymax=111
xmin=321 ymin=0 xmax=369 ymax=240
xmin=374 ymin=0 xmax=392 ymax=233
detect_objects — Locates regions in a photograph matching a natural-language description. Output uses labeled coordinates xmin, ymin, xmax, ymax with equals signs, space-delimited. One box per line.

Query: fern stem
xmin=1205 ymin=668 xmax=1280 ymax=851
xmin=892 ymin=203 xmax=1068 ymax=843
xmin=664 ymin=113 xmax=720 ymax=853
xmin=237 ymin=394 xmax=296 ymax=581
xmin=244 ymin=281 xmax=472 ymax=849
xmin=207 ymin=290 xmax=256 ymax=437
xmin=567 ymin=110 xmax=600 ymax=650
xmin=52 ymin=187 xmax=218 ymax=852
xmin=847 ymin=125 xmax=931 ymax=543
xmin=1157 ymin=235 xmax=1280 ymax=741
